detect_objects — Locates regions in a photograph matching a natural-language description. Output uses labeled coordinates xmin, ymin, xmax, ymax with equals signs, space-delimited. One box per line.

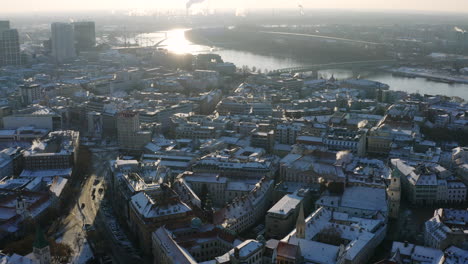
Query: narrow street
xmin=50 ymin=147 xmax=141 ymax=263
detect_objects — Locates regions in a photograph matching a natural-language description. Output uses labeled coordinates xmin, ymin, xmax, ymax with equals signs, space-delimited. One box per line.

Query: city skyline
xmin=0 ymin=2 xmax=467 ymax=263
xmin=2 ymin=0 xmax=468 ymax=14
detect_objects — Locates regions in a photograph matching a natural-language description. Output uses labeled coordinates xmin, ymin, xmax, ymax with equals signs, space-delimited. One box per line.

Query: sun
xmin=164 ymin=29 xmax=192 ymax=54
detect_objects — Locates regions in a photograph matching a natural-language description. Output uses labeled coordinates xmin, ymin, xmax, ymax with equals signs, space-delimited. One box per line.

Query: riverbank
xmin=132 ymin=29 xmax=468 ymax=100
xmin=388 ymin=67 xmax=468 ymax=84
xmin=185 ymin=28 xmax=389 ymax=66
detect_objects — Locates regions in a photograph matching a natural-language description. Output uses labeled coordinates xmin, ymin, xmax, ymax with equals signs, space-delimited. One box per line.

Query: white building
xmin=265 ymin=190 xmax=308 ymax=239
xmin=424 ymin=208 xmax=468 ymax=250
xmin=282 ymin=207 xmax=387 ymax=264
xmin=2 ymin=105 xmax=61 ymax=131
xmin=215 ymin=239 xmax=264 ymax=264
xmin=315 ymin=186 xmax=389 ymax=220
xmin=276 ymin=123 xmax=303 ymax=145
xmin=391 ymin=241 xmax=444 ymax=264
xmin=179 ymin=171 xmax=259 ymax=208
xmin=387 ymin=242 xmax=468 ymax=264
xmin=391 ymin=159 xmax=467 ymax=205
xmin=193 ymin=147 xmax=278 ymax=178
xmin=213 ymin=178 xmax=274 ymax=234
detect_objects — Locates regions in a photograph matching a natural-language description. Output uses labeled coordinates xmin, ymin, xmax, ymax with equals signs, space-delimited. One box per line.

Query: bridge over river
xmin=270 ymin=59 xmax=397 ymax=76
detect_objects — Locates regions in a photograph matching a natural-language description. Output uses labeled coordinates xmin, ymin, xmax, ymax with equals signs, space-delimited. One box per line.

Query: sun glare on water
xmin=164 ymin=29 xmax=193 ymax=54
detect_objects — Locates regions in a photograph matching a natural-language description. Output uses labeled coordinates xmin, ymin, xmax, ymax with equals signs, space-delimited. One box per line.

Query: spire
xmin=33 ymin=225 xmax=51 ymax=264
xmin=390 ymin=248 xmax=403 ymax=264
xmin=34 ymin=226 xmax=49 ymax=249
xmin=296 ymin=203 xmax=306 ymax=239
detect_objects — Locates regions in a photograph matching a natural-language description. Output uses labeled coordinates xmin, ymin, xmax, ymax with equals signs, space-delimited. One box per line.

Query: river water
xmin=139 ymin=29 xmax=468 ymax=101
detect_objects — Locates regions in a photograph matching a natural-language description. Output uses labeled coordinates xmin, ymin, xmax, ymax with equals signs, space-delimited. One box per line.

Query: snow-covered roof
xmin=130 ymin=191 xmax=191 ymax=219
xmin=185 ymin=174 xmax=227 ymax=184
xmin=287 ymin=238 xmax=339 ymax=264
xmin=284 ymin=207 xmax=386 ymax=263
xmin=268 ymin=193 xmax=303 ymax=215
xmin=237 ymin=240 xmax=263 ymax=258
xmin=444 ymin=246 xmax=468 ymax=264
xmin=152 ymin=227 xmax=197 ymax=264
xmin=20 ymin=168 xmax=73 ymax=178
xmin=0 ymin=253 xmax=39 ymax=264
xmin=391 ymin=242 xmax=444 ymax=264
xmin=340 ymin=186 xmax=388 ymax=212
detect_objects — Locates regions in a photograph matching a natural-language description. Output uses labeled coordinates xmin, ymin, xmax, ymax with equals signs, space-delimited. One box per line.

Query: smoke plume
xmin=357 ymin=120 xmax=368 ymax=129
xmin=32 ymin=139 xmax=45 ymax=151
xmin=336 ymin=151 xmax=353 ymax=165
xmin=297 ymin=1 xmax=305 ymax=16
xmin=186 ymin=0 xmax=206 ymax=9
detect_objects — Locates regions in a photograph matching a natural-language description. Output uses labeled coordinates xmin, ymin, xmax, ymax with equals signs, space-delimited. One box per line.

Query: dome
xmin=191 ymin=217 xmax=202 ymax=229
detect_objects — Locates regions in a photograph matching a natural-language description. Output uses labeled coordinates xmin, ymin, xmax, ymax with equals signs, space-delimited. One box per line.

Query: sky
xmin=2 ymin=0 xmax=468 ymax=13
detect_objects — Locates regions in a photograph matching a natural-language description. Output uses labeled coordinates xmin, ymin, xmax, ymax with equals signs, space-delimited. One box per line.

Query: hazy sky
xmin=3 ymin=0 xmax=468 ymax=13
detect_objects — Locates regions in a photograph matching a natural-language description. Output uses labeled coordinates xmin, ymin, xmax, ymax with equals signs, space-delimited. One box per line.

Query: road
xmin=52 ymin=147 xmax=141 ymax=264
xmin=86 ymin=148 xmax=142 ymax=264
xmin=52 ymin=166 xmax=98 ymax=263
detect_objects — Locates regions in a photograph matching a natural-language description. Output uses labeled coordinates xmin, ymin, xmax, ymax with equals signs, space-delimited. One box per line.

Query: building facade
xmin=20 ymin=84 xmax=42 ymax=105
xmin=72 ymin=21 xmax=95 ymax=53
xmin=51 ymin=22 xmax=76 ymax=63
xmin=0 ymin=28 xmax=21 ymax=66
xmin=424 ymin=208 xmax=468 ymax=250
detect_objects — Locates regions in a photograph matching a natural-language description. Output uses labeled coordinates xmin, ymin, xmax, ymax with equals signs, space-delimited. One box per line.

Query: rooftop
xmin=268 ymin=193 xmax=303 ymax=215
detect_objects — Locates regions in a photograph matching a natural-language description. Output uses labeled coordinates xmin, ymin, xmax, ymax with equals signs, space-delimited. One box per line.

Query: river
xmin=137 ymin=29 xmax=468 ymax=101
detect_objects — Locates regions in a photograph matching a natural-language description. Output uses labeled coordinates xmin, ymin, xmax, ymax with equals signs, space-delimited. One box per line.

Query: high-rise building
xmin=116 ymin=111 xmax=140 ymax=148
xmin=0 ymin=21 xmax=9 ymax=33
xmin=116 ymin=111 xmax=151 ymax=150
xmin=87 ymin=111 xmax=102 ymax=138
xmin=0 ymin=21 xmax=21 ymax=66
xmin=73 ymin=21 xmax=96 ymax=53
xmin=1 ymin=29 xmax=21 ymax=66
xmin=20 ymin=84 xmax=42 ymax=105
xmin=51 ymin=22 xmax=76 ymax=63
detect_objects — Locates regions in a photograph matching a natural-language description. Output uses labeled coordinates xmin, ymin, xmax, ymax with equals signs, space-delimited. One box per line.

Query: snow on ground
xmin=73 ymin=240 xmax=94 ymax=264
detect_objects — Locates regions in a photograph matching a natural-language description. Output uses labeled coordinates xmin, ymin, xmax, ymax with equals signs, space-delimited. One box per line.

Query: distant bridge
xmin=259 ymin=31 xmax=388 ymax=46
xmin=154 ymin=38 xmax=168 ymax=47
xmin=270 ymin=59 xmax=397 ymax=75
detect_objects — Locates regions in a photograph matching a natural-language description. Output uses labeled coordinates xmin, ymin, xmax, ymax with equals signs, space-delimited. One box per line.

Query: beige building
xmin=387 ymin=171 xmax=401 ymax=219
xmin=424 ymin=208 xmax=468 ymax=250
xmin=265 ymin=190 xmax=307 ymax=239
xmin=367 ymin=125 xmax=392 ymax=155
xmin=116 ymin=111 xmax=151 ymax=150
xmin=129 ymin=186 xmax=192 ymax=255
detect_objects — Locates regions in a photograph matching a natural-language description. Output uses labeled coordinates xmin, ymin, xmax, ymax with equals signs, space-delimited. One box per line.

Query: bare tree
xmin=316 ymin=226 xmax=343 ymax=246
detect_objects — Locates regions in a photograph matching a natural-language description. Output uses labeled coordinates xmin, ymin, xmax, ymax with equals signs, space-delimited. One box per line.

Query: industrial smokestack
xmin=298 ymin=1 xmax=305 ymax=16
xmin=186 ymin=0 xmax=206 ymax=10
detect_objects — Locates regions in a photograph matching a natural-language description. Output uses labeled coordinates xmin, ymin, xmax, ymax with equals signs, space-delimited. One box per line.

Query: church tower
xmin=387 ymin=170 xmax=401 ymax=219
xmin=15 ymin=196 xmax=30 ymax=219
xmin=296 ymin=203 xmax=306 ymax=239
xmin=33 ymin=227 xmax=51 ymax=264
